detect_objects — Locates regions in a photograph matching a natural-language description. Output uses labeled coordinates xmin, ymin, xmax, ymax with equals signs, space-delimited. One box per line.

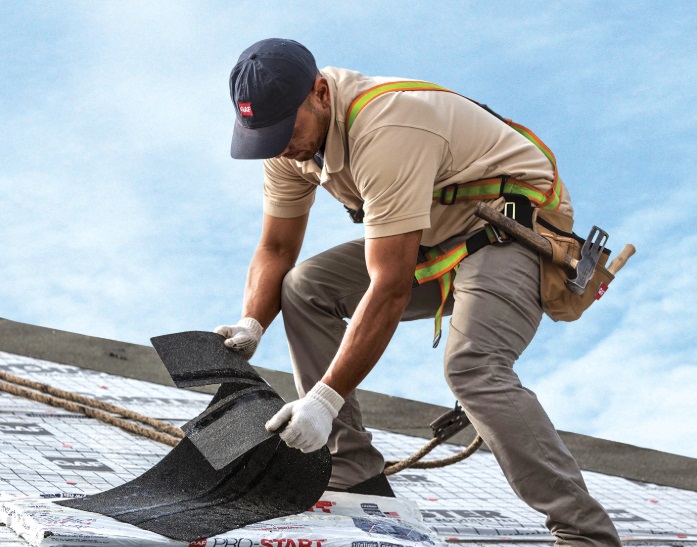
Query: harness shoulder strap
xmin=346 ymin=81 xmax=456 ymax=133
xmin=346 ymin=81 xmax=564 ymax=212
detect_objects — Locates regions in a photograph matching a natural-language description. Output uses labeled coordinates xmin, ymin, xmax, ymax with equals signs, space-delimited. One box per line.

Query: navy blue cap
xmin=229 ymin=38 xmax=317 ymax=159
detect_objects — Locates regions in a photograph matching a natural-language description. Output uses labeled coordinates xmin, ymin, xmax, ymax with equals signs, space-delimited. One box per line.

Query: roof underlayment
xmin=0 ymin=322 xmax=696 ymax=546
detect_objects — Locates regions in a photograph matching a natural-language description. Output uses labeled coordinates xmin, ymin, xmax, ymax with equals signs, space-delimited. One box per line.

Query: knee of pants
xmin=281 ymin=259 xmax=337 ymax=317
xmin=443 ymin=348 xmax=485 ymax=399
xmin=442 ymin=329 xmax=519 ymax=400
xmin=281 ymin=262 xmax=313 ymax=310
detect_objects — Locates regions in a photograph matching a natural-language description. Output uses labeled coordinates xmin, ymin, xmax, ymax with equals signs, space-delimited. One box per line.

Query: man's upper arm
xmin=259 ymin=213 xmax=309 ymax=266
xmin=365 ymin=230 xmax=422 ymax=296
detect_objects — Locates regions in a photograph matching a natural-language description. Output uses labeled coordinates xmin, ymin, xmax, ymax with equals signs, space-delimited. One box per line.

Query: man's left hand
xmin=265 ymin=382 xmax=344 ymax=453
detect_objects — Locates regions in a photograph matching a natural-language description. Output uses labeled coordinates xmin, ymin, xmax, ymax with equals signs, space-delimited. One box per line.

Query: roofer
xmin=216 ymin=38 xmax=622 ymax=546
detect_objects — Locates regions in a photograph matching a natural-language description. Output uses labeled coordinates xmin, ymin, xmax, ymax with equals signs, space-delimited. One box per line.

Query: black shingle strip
xmin=151 ymin=331 xmax=266 ymax=387
xmin=58 ymin=331 xmax=332 ymax=541
xmin=183 ymin=385 xmax=284 ymax=470
xmin=59 ymin=436 xmax=331 ymax=541
xmin=155 ymin=331 xmax=287 ymax=469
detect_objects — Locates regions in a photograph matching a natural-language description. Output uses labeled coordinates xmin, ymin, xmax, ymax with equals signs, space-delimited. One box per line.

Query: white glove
xmin=213 ymin=317 xmax=264 ymax=360
xmin=265 ymin=382 xmax=344 ymax=453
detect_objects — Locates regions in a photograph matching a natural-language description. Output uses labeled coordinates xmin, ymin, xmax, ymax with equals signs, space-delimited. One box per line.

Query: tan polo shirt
xmin=263 ymin=67 xmax=573 ymax=247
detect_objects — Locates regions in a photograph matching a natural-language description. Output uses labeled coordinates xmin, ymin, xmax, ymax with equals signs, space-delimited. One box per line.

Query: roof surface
xmin=0 ymin=318 xmax=696 ymax=546
xmin=2 ymin=318 xmax=696 ymax=492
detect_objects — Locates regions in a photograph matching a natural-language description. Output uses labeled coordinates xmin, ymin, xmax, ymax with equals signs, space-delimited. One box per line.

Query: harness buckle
xmin=503 ymin=201 xmax=516 ymax=220
xmin=438 ymin=183 xmax=459 ymax=205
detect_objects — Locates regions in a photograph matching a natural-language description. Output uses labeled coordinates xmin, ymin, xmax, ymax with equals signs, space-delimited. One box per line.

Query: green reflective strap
xmin=541 ymin=178 xmax=562 ymax=210
xmin=432 ymin=175 xmax=562 ymax=212
xmin=414 ymin=242 xmax=470 ymax=284
xmin=483 ymin=224 xmax=505 ymax=242
xmin=346 ymin=81 xmax=452 ymax=132
xmin=506 ymin=121 xmax=562 ymax=211
xmin=432 ymin=180 xmax=502 ymax=203
xmin=501 ymin=180 xmax=546 ymax=207
xmin=510 ymin=124 xmax=556 ymax=167
xmin=417 ymin=226 xmax=504 ymax=348
xmin=347 ymin=81 xmax=565 ymax=349
xmin=433 ymin=269 xmax=456 ymax=348
xmin=414 ymin=244 xmax=467 ymax=348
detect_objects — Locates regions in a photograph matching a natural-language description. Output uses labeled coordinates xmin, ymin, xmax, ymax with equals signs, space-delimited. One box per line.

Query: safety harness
xmin=346 ymin=81 xmax=564 ymax=346
xmin=415 ymin=225 xmax=510 ymax=347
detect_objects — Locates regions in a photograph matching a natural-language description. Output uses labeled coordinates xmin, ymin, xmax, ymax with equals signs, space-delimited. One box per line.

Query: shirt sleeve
xmin=350 ymin=126 xmax=447 ymax=238
xmin=262 ymin=158 xmax=317 ymax=218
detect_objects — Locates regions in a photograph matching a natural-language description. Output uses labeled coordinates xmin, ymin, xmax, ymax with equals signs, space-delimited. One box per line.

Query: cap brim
xmin=230 ymin=110 xmax=298 ymax=160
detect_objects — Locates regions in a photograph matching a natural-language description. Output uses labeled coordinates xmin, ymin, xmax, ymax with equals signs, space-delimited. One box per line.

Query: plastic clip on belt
xmin=414 ymin=225 xmax=509 ymax=347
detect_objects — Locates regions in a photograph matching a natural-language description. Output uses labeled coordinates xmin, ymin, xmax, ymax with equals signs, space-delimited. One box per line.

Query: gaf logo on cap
xmin=238 ymin=102 xmax=253 ymax=117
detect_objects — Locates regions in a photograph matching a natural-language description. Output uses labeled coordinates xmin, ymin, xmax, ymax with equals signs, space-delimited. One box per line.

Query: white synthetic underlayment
xmin=0 ymin=350 xmax=696 ymax=546
xmin=0 ymin=492 xmax=441 ymax=547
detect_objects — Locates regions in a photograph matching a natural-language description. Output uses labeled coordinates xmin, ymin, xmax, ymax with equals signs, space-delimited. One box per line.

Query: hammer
xmin=475 ymin=203 xmax=636 ymax=294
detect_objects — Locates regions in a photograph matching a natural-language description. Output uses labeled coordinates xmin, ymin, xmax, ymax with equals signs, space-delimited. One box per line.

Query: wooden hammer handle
xmin=474 ymin=203 xmax=578 ymax=270
xmin=607 ymin=244 xmax=636 ymax=275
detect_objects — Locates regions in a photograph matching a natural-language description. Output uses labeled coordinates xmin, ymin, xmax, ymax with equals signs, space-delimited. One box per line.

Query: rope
xmin=0 ymin=371 xmax=184 ymax=446
xmin=0 ymin=370 xmax=481 ymax=473
xmin=384 ymin=433 xmax=483 ymax=475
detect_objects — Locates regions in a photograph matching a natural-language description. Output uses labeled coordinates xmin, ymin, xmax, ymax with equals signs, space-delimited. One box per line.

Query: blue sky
xmin=2 ymin=1 xmax=696 ymax=458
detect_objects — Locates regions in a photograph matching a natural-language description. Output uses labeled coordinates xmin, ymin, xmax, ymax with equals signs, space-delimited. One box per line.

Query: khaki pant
xmin=281 ymin=238 xmax=621 ymax=546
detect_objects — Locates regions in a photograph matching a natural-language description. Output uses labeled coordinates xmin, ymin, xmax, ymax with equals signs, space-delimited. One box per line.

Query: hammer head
xmin=565 ymin=226 xmax=608 ymax=295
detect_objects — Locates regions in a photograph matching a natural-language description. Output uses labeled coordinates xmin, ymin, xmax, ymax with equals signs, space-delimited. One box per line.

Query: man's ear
xmin=314 ymin=77 xmax=331 ymax=109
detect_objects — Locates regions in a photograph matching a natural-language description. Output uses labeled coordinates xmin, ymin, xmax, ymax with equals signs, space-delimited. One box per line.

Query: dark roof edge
xmin=2 ymin=317 xmax=696 ymax=492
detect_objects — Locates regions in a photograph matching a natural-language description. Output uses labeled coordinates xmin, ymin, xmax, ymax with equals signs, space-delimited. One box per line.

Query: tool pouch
xmin=533 ymin=209 xmax=614 ymax=322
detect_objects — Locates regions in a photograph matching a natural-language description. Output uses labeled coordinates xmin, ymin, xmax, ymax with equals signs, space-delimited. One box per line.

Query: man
xmin=216 ymin=38 xmax=621 ymax=546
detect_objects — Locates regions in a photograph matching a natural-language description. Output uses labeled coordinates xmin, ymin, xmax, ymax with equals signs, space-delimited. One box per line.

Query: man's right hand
xmin=214 ymin=318 xmax=264 ymax=360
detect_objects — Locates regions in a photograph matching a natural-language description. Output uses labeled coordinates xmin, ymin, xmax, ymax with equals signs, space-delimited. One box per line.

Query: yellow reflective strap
xmin=346 ymin=81 xmax=563 ymax=212
xmin=500 ymin=179 xmax=548 ymax=207
xmin=416 ymin=226 xmax=506 ymax=347
xmin=506 ymin=120 xmax=562 ymax=211
xmin=432 ymin=179 xmax=502 ymax=204
xmin=540 ymin=175 xmax=563 ymax=211
xmin=415 ymin=241 xmax=469 ymax=284
xmin=432 ymin=174 xmax=562 ymax=211
xmin=507 ymin=121 xmax=556 ymax=169
xmin=433 ymin=269 xmax=455 ymax=348
xmin=346 ymin=81 xmax=456 ymax=133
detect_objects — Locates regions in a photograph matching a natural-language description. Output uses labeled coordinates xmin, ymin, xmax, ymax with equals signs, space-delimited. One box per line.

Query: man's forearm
xmin=319 ymin=230 xmax=421 ymax=398
xmin=320 ymin=283 xmax=411 ymax=398
xmin=241 ymin=247 xmax=295 ymax=329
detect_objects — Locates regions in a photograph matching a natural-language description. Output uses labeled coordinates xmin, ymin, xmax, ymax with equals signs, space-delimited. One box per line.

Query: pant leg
xmin=281 ymin=238 xmax=445 ymax=488
xmin=444 ymin=242 xmax=621 ymax=546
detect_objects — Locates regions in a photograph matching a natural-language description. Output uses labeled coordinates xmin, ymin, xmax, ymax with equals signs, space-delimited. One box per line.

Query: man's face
xmin=276 ymin=81 xmax=330 ymax=163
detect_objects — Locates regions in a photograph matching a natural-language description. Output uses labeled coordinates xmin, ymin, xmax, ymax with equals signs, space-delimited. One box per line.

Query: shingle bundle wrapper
xmin=59 ymin=331 xmax=332 ymax=541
